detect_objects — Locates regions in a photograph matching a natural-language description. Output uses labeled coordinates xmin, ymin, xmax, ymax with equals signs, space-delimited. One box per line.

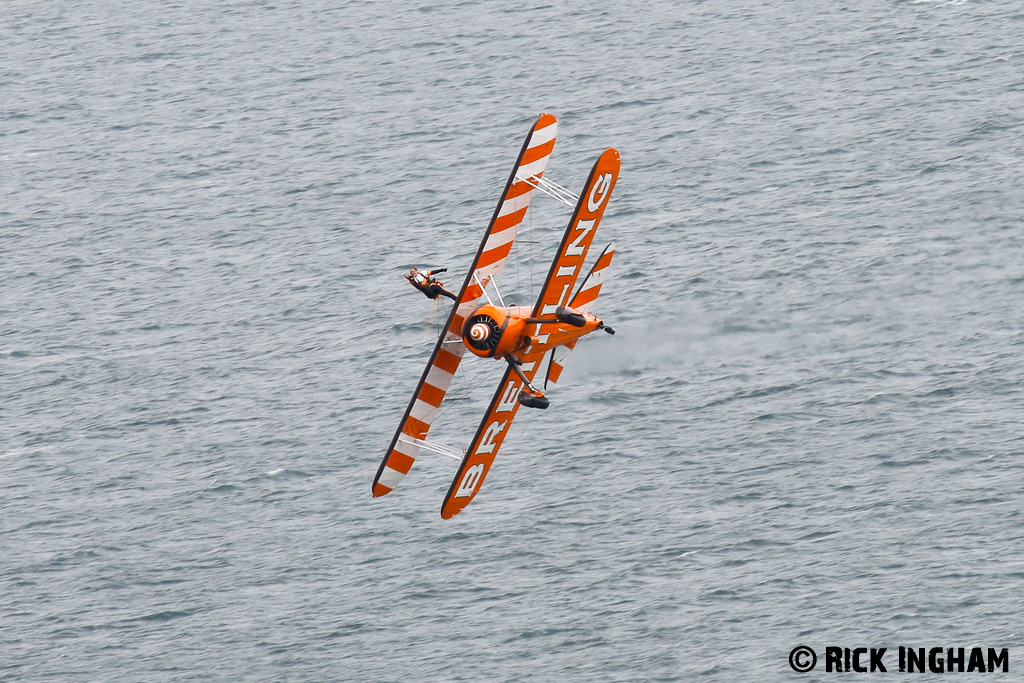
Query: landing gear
xmin=518 ymin=390 xmax=549 ymax=409
xmin=503 ymin=354 xmax=550 ymax=410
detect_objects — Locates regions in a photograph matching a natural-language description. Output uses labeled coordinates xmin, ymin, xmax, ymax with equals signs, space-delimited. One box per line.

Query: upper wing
xmin=373 ymin=114 xmax=558 ymax=498
xmin=439 ymin=149 xmax=621 ymax=518
xmin=545 ymin=242 xmax=616 ymax=388
xmin=463 ymin=114 xmax=559 ymax=301
xmin=530 ymin=148 xmax=619 ymax=318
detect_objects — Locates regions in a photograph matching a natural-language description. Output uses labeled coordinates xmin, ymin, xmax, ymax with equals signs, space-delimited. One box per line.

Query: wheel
xmin=518 ymin=392 xmax=550 ymax=409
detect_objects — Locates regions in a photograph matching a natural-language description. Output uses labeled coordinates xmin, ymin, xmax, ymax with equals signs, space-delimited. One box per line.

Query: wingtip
xmin=536 ymin=112 xmax=558 ymax=128
xmin=372 ymin=483 xmax=391 ymax=498
xmin=440 ymin=497 xmax=468 ymax=519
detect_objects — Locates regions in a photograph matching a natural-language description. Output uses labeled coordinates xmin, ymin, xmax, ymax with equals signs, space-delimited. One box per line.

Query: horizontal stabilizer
xmin=570 ymin=242 xmax=615 ymax=313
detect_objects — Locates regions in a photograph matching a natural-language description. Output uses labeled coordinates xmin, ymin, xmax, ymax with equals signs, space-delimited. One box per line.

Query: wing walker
xmin=375 ymin=113 xmax=620 ymax=518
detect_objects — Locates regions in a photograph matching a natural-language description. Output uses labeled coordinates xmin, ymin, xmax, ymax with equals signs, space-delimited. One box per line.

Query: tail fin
xmin=544 ymin=243 xmax=615 ymax=388
xmin=569 ymin=242 xmax=615 ymax=313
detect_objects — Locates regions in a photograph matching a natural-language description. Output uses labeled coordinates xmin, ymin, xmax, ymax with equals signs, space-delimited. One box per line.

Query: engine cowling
xmin=462 ymin=304 xmax=526 ymax=358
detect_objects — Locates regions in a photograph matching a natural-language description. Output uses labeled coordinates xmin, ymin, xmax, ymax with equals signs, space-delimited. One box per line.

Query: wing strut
xmin=516 ymin=173 xmax=579 ymax=207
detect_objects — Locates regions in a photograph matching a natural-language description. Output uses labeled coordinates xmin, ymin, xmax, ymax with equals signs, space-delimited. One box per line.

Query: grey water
xmin=3 ymin=1 xmax=1023 ymax=680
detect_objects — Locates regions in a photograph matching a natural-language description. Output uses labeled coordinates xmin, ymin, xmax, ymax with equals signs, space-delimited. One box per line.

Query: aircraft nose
xmin=469 ymin=322 xmax=491 ymax=341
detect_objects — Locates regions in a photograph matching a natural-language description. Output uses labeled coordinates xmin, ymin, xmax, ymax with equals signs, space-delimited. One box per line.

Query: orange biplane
xmin=373 ymin=113 xmax=620 ymax=518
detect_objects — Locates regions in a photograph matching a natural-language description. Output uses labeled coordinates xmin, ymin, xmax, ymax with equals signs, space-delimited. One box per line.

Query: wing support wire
xmin=515 ymin=173 xmax=579 ymax=208
xmin=398 ymin=434 xmax=466 ymax=462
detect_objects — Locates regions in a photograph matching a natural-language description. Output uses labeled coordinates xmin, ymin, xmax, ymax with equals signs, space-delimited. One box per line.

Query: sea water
xmin=2 ymin=1 xmax=1022 ymax=680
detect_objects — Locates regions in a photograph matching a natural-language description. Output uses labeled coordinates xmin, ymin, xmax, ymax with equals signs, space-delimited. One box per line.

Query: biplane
xmin=373 ymin=113 xmax=620 ymax=519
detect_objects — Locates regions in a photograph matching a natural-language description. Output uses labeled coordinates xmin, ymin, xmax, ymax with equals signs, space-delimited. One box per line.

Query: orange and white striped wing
xmin=530 ymin=148 xmax=619 ymax=319
xmin=439 ymin=149 xmax=621 ymax=519
xmin=440 ymin=346 xmax=546 ymax=519
xmin=372 ymin=338 xmax=465 ymax=497
xmin=373 ymin=114 xmax=557 ymax=498
xmin=545 ymin=243 xmax=615 ymax=387
xmin=460 ymin=113 xmax=558 ymax=305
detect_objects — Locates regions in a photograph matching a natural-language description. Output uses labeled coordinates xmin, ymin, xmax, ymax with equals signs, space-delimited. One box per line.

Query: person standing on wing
xmin=405 ymin=267 xmax=458 ymax=301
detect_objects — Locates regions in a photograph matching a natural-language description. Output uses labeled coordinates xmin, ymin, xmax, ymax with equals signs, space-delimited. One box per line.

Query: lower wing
xmin=439 ymin=346 xmax=545 ymax=519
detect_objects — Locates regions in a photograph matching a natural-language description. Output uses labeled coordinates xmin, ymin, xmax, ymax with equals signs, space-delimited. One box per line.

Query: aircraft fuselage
xmin=461 ymin=303 xmax=602 ymax=360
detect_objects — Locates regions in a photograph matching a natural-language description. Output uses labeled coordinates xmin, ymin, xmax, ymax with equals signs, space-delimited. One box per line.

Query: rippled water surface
xmin=3 ymin=1 xmax=1023 ymax=680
